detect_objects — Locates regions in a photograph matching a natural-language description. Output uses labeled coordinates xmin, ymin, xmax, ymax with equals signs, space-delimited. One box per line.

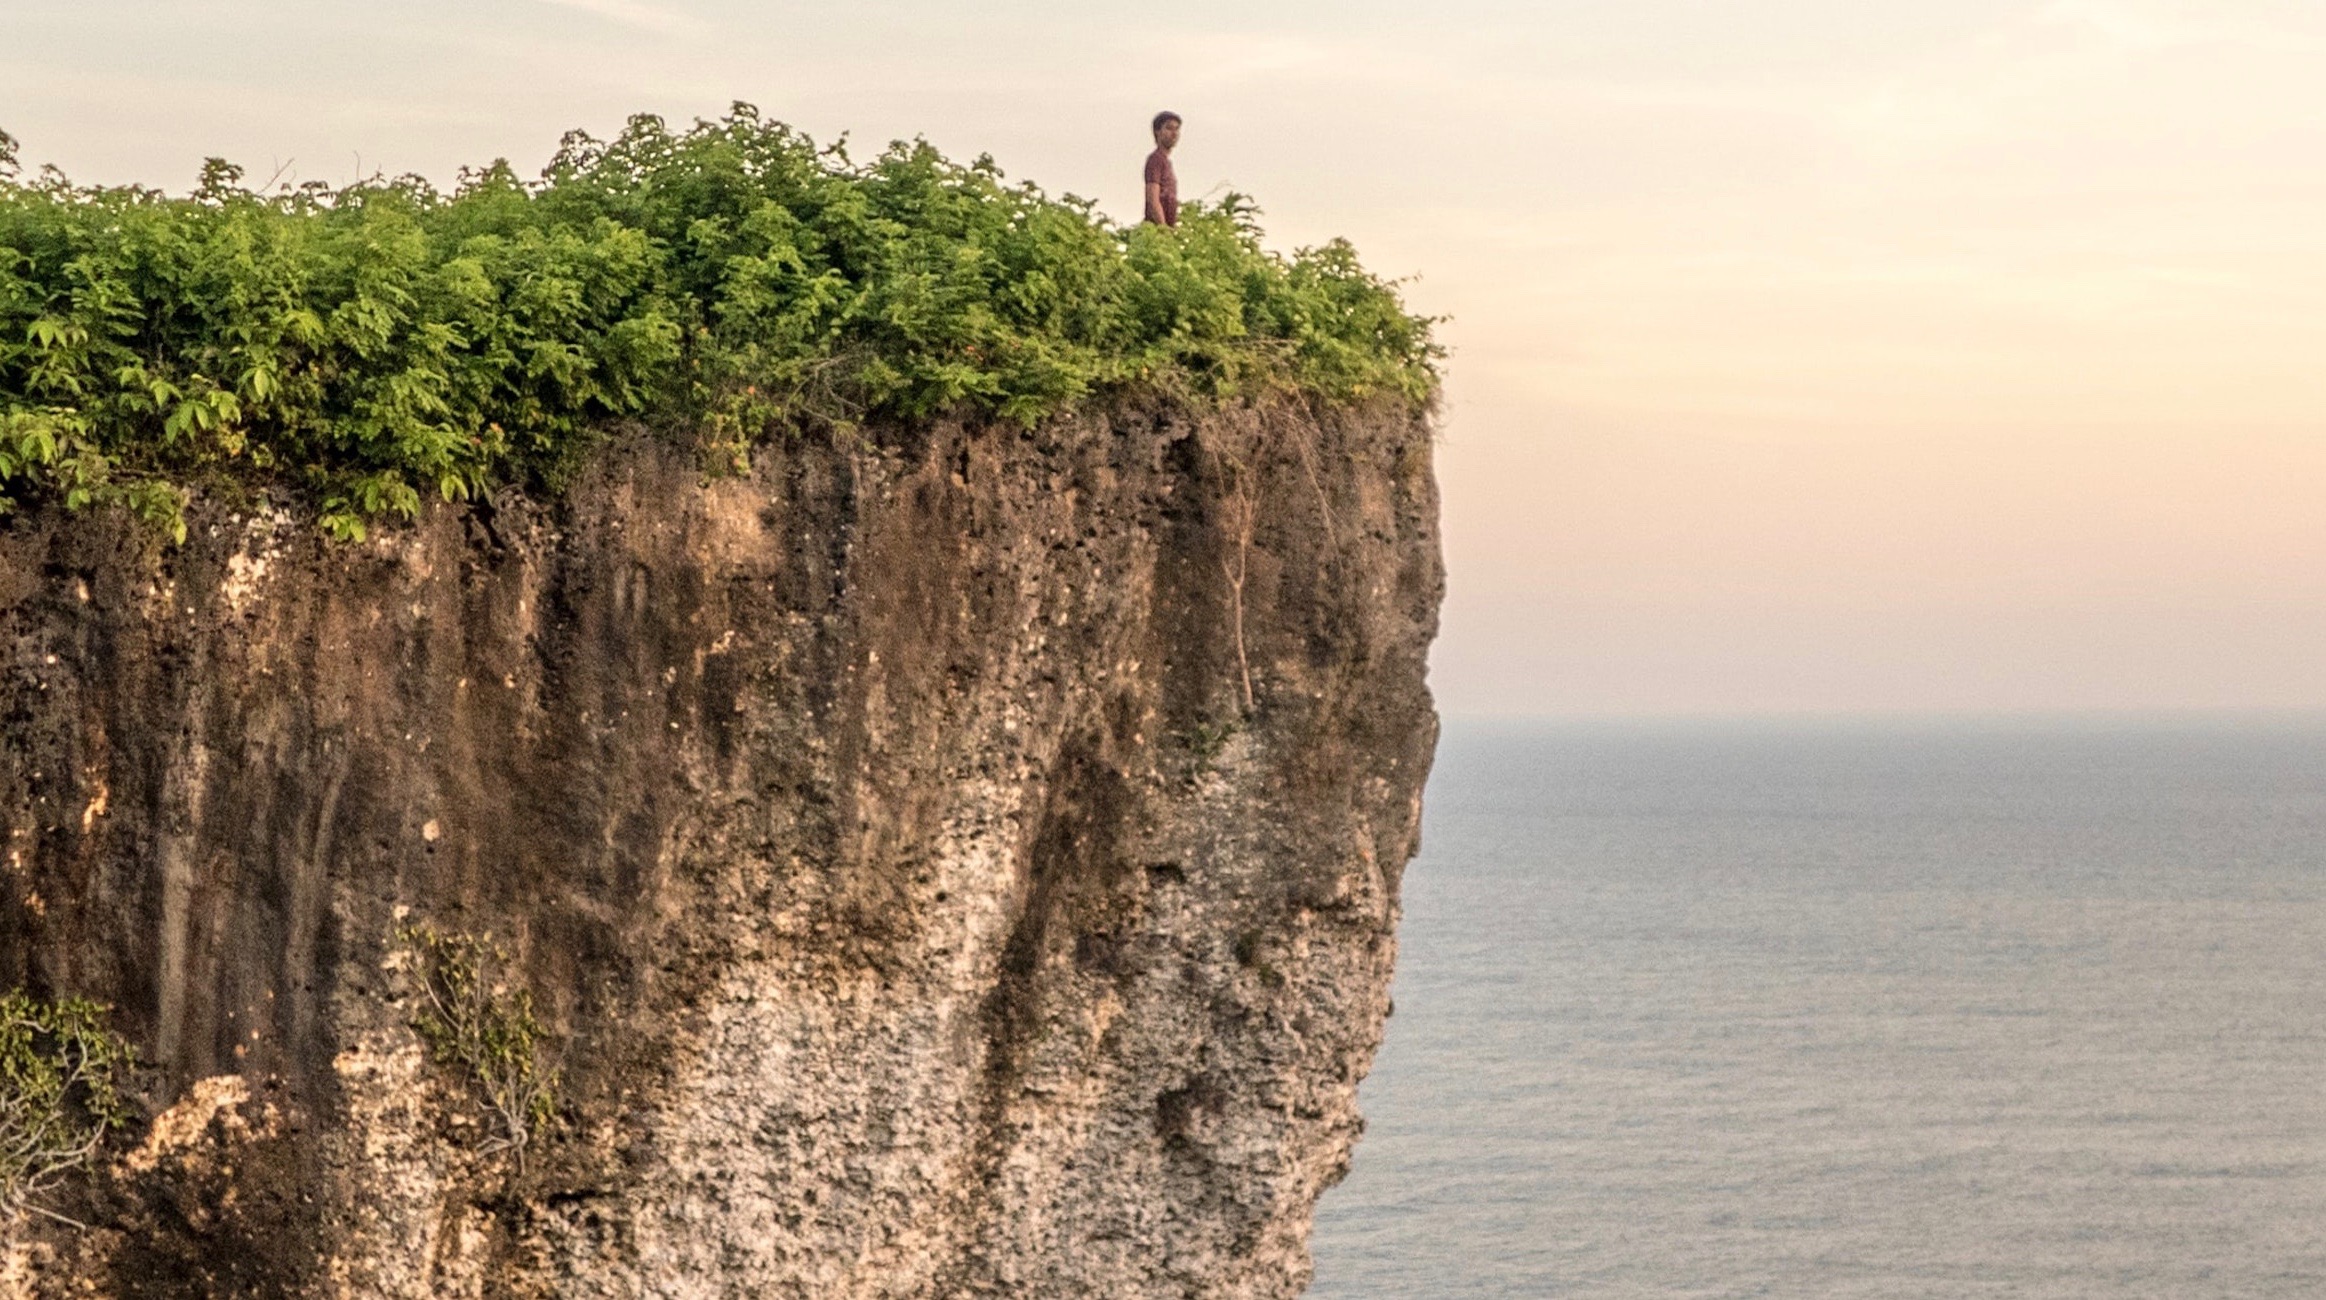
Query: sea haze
xmin=1310 ymin=718 xmax=2326 ymax=1298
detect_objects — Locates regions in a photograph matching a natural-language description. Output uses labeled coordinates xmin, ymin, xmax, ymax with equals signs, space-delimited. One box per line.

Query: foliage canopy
xmin=0 ymin=107 xmax=1440 ymax=541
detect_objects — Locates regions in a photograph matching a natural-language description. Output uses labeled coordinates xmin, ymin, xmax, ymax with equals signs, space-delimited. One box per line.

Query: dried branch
xmin=1213 ymin=447 xmax=1259 ymax=716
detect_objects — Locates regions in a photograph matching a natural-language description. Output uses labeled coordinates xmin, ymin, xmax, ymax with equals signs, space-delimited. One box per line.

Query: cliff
xmin=0 ymin=393 xmax=1441 ymax=1296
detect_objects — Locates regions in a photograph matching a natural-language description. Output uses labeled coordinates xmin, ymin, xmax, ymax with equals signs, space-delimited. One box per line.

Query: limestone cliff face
xmin=0 ymin=396 xmax=1440 ymax=1298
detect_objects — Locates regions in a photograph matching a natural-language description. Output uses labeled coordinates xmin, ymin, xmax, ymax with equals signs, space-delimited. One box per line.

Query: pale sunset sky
xmin=7 ymin=0 xmax=2321 ymax=719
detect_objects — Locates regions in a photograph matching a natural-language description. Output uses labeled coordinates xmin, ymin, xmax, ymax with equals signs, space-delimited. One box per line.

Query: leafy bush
xmin=0 ymin=106 xmax=1440 ymax=541
xmin=395 ymin=923 xmax=559 ymax=1165
xmin=0 ymin=992 xmax=133 ymax=1227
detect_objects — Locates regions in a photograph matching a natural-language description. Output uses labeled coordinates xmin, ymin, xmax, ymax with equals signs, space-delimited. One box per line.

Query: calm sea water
xmin=1310 ymin=719 xmax=2326 ymax=1298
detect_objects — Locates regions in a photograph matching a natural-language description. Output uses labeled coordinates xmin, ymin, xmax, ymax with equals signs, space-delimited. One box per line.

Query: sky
xmin=6 ymin=0 xmax=2323 ymax=718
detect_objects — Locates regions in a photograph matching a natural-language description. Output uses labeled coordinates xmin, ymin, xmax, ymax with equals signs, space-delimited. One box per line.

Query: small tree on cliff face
xmin=0 ymin=992 xmax=134 ymax=1228
xmin=395 ymin=924 xmax=560 ymax=1166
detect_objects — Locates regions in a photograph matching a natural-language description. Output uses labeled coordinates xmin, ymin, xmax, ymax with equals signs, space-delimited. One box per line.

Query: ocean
xmin=1308 ymin=719 xmax=2326 ymax=1298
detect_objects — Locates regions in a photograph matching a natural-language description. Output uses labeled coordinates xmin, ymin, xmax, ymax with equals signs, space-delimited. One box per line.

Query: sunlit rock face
xmin=0 ymin=396 xmax=1440 ymax=1298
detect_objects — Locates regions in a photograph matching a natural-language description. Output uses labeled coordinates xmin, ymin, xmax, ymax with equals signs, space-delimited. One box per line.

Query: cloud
xmin=531 ymin=0 xmax=692 ymax=35
xmin=2032 ymin=0 xmax=2189 ymax=50
xmin=1163 ymin=33 xmax=1336 ymax=90
xmin=2032 ymin=0 xmax=2321 ymax=52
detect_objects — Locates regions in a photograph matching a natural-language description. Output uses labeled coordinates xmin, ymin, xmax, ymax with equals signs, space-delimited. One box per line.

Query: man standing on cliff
xmin=1144 ymin=112 xmax=1181 ymax=227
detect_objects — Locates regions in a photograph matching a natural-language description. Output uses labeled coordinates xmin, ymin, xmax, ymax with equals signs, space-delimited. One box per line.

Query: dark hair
xmin=1152 ymin=111 xmax=1182 ymax=134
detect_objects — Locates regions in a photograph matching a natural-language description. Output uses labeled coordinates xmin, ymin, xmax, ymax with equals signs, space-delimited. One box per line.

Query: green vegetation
xmin=0 ymin=107 xmax=1440 ymax=541
xmin=396 ymin=923 xmax=559 ymax=1164
xmin=0 ymin=991 xmax=134 ymax=1227
xmin=1178 ymin=717 xmax=1244 ymax=772
xmin=1231 ymin=929 xmax=1285 ymax=988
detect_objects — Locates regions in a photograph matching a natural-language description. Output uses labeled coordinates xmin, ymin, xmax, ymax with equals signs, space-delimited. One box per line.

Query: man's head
xmin=1152 ymin=112 xmax=1182 ymax=150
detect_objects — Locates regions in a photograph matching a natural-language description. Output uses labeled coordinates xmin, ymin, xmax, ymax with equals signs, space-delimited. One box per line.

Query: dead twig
xmin=1212 ymin=445 xmax=1258 ymax=716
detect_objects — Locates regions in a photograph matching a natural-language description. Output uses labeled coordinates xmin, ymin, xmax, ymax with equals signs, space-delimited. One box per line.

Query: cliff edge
xmin=0 ymin=393 xmax=1441 ymax=1296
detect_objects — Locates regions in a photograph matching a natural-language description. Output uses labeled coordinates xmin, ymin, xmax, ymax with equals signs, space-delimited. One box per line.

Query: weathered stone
xmin=0 ymin=396 xmax=1441 ymax=1297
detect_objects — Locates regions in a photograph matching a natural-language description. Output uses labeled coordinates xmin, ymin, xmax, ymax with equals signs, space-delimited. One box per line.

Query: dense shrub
xmin=0 ymin=107 xmax=1439 ymax=541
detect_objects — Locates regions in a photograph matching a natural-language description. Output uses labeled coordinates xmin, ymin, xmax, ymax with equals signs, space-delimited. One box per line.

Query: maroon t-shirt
xmin=1144 ymin=147 xmax=1179 ymax=226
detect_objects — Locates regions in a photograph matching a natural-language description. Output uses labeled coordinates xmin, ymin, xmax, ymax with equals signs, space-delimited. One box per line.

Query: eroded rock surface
xmin=0 ymin=397 xmax=1440 ymax=1297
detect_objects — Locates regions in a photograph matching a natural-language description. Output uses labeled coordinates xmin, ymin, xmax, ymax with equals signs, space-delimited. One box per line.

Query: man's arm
xmin=1145 ymin=181 xmax=1166 ymax=225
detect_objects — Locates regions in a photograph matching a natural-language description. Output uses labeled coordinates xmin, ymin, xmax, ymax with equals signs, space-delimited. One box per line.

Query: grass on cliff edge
xmin=0 ymin=106 xmax=1441 ymax=542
